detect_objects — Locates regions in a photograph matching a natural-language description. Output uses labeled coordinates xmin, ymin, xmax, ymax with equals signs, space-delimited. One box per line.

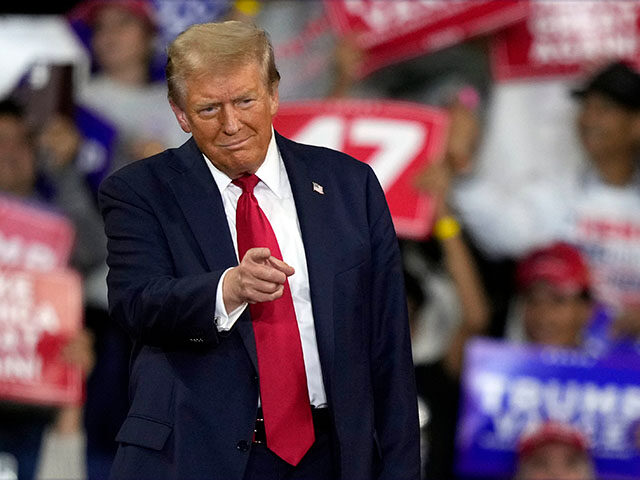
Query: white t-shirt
xmin=76 ymin=75 xmax=189 ymax=171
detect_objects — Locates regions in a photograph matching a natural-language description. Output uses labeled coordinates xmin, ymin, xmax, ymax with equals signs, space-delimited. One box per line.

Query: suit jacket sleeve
xmin=365 ymin=168 xmax=421 ymax=480
xmin=98 ymin=173 xmax=223 ymax=348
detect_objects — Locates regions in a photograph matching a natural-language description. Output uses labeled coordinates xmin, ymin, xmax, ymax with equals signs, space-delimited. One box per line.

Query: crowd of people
xmin=1 ymin=1 xmax=639 ymax=479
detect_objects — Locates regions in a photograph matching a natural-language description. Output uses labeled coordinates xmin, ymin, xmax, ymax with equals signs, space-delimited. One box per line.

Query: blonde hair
xmin=166 ymin=21 xmax=280 ymax=107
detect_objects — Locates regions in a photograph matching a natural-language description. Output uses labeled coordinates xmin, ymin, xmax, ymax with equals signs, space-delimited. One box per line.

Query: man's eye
xmin=199 ymin=106 xmax=219 ymax=116
xmin=239 ymin=98 xmax=255 ymax=107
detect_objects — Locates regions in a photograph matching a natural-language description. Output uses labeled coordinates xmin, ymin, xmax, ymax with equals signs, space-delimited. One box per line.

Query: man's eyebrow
xmin=193 ymin=89 xmax=259 ymax=108
xmin=193 ymin=100 xmax=221 ymax=109
xmin=233 ymin=90 xmax=258 ymax=101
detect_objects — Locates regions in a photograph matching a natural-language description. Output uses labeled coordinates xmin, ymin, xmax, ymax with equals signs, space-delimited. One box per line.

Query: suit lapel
xmin=167 ymin=139 xmax=236 ymax=270
xmin=276 ymin=134 xmax=335 ymax=393
xmin=167 ymin=138 xmax=258 ymax=372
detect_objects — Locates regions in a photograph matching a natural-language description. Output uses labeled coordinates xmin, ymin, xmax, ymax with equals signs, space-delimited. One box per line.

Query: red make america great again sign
xmin=0 ymin=268 xmax=83 ymax=406
xmin=0 ymin=194 xmax=75 ymax=271
xmin=274 ymin=100 xmax=449 ymax=240
xmin=492 ymin=0 xmax=640 ymax=81
xmin=325 ymin=0 xmax=528 ymax=78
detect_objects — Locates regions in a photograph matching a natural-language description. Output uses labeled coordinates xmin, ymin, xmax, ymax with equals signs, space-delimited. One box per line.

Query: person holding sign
xmin=0 ymin=98 xmax=99 ymax=480
xmin=0 ymin=98 xmax=107 ymax=280
xmin=99 ymin=20 xmax=419 ymax=480
xmin=455 ymin=241 xmax=640 ymax=479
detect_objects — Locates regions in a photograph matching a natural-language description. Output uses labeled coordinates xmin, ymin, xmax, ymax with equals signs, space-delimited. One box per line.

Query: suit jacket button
xmin=237 ymin=440 xmax=250 ymax=452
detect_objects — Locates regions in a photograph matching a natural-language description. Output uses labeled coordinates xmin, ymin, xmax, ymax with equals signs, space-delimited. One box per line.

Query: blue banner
xmin=583 ymin=303 xmax=640 ymax=359
xmin=457 ymin=337 xmax=640 ymax=480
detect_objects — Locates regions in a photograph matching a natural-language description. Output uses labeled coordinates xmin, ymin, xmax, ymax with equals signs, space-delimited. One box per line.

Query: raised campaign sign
xmin=0 ymin=194 xmax=75 ymax=272
xmin=491 ymin=0 xmax=640 ymax=82
xmin=273 ymin=99 xmax=450 ymax=240
xmin=325 ymin=0 xmax=529 ymax=78
xmin=0 ymin=268 xmax=83 ymax=406
xmin=457 ymin=337 xmax=640 ymax=480
xmin=0 ymin=194 xmax=82 ymax=406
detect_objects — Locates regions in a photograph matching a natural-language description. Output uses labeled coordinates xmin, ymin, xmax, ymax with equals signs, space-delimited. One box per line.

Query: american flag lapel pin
xmin=312 ymin=182 xmax=324 ymax=195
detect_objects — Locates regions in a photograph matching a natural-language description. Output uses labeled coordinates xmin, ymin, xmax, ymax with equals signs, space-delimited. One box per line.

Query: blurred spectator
xmin=507 ymin=239 xmax=640 ymax=363
xmin=514 ymin=421 xmax=596 ymax=480
xmin=510 ymin=241 xmax=593 ymax=349
xmin=68 ymin=0 xmax=240 ymax=83
xmin=496 ymin=242 xmax=635 ymax=480
xmin=0 ymin=98 xmax=106 ymax=280
xmin=570 ymin=61 xmax=640 ymax=342
xmin=68 ymin=0 xmax=189 ymax=175
xmin=0 ymin=97 xmax=99 ymax=480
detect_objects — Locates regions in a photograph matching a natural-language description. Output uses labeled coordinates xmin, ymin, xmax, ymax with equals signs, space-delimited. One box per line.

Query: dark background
xmin=1 ymin=1 xmax=82 ymax=14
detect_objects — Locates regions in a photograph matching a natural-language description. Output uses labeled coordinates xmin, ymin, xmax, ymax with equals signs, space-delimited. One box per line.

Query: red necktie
xmin=233 ymin=174 xmax=315 ymax=466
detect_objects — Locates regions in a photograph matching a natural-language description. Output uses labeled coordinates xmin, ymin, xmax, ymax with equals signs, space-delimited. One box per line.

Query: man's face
xmin=577 ymin=92 xmax=640 ymax=162
xmin=170 ymin=61 xmax=279 ymax=179
xmin=516 ymin=442 xmax=595 ymax=480
xmin=91 ymin=6 xmax=152 ymax=74
xmin=522 ymin=283 xmax=590 ymax=348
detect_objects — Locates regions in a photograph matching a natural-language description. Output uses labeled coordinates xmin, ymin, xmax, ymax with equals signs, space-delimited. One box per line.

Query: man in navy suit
xmin=98 ymin=20 xmax=419 ymax=480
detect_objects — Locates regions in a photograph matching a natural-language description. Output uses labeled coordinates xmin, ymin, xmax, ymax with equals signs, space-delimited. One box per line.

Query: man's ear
xmin=269 ymin=81 xmax=280 ymax=117
xmin=170 ymin=100 xmax=192 ymax=134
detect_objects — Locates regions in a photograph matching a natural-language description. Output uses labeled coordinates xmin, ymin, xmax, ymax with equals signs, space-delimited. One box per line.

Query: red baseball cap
xmin=517 ymin=421 xmax=590 ymax=459
xmin=516 ymin=242 xmax=590 ymax=295
xmin=69 ymin=0 xmax=157 ymax=30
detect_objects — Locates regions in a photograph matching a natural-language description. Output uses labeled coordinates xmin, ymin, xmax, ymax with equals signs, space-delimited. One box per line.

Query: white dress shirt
xmin=203 ymin=131 xmax=327 ymax=407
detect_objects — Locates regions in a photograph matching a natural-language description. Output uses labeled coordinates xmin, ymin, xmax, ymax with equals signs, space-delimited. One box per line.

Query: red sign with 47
xmin=274 ymin=99 xmax=450 ymax=240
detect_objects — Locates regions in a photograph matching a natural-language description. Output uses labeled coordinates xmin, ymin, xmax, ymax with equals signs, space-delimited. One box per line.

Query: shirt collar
xmin=203 ymin=128 xmax=285 ymax=198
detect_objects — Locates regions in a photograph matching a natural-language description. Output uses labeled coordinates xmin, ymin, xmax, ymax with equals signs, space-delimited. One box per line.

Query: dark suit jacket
xmin=98 ymin=132 xmax=420 ymax=480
